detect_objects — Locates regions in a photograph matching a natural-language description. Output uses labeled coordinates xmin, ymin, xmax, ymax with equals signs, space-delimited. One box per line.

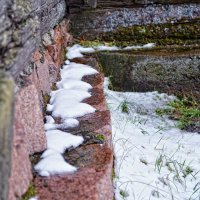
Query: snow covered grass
xmin=35 ymin=48 xmax=98 ymax=177
xmin=104 ymin=78 xmax=200 ymax=200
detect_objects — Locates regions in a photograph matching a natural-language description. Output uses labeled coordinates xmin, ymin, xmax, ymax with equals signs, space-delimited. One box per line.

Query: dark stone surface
xmin=0 ymin=72 xmax=14 ymax=200
xmin=0 ymin=0 xmax=66 ymax=78
xmin=97 ymin=0 xmax=200 ymax=8
xmin=97 ymin=48 xmax=200 ymax=99
xmin=70 ymin=3 xmax=200 ymax=40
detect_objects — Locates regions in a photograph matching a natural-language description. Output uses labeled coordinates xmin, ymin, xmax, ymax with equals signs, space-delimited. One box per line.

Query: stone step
xmin=70 ymin=3 xmax=200 ymax=44
xmin=97 ymin=0 xmax=200 ymax=8
xmin=96 ymin=47 xmax=200 ymax=100
xmin=33 ymin=57 xmax=114 ymax=200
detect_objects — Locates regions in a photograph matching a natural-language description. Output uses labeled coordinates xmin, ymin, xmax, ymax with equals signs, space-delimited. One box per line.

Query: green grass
xmin=121 ymin=100 xmax=129 ymax=113
xmin=155 ymin=108 xmax=172 ymax=116
xmin=119 ymin=189 xmax=129 ymax=199
xmin=155 ymin=98 xmax=200 ymax=130
xmin=183 ymin=166 xmax=194 ymax=178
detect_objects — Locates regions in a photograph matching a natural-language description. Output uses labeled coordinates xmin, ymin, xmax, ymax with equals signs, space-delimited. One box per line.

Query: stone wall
xmin=0 ymin=1 xmax=71 ymax=199
xmin=0 ymin=0 xmax=66 ymax=78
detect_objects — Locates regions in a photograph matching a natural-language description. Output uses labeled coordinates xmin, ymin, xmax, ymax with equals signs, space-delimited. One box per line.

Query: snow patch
xmin=61 ymin=62 xmax=98 ymax=80
xmin=49 ymin=89 xmax=91 ymax=104
xmin=123 ymin=43 xmax=155 ymax=50
xmin=46 ymin=130 xmax=84 ymax=153
xmin=66 ymin=44 xmax=95 ymax=59
xmin=66 ymin=43 xmax=155 ymax=60
xmin=28 ymin=197 xmax=37 ymax=200
xmin=95 ymin=45 xmax=119 ymax=51
xmin=35 ymin=152 xmax=77 ymax=176
xmin=57 ymin=79 xmax=92 ymax=91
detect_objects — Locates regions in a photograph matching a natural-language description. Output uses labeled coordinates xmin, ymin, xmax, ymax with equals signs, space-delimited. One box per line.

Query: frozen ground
xmin=104 ymin=78 xmax=200 ymax=200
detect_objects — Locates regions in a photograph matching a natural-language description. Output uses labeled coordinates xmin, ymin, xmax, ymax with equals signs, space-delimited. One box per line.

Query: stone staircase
xmin=0 ymin=0 xmax=200 ymax=199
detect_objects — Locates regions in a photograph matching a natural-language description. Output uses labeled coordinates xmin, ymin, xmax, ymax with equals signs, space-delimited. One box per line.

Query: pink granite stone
xmin=15 ymin=84 xmax=47 ymax=154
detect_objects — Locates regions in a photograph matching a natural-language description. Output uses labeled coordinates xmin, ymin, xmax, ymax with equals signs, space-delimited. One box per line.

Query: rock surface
xmin=0 ymin=73 xmax=14 ymax=200
xmin=14 ymin=84 xmax=47 ymax=155
xmin=97 ymin=48 xmax=200 ymax=99
xmin=70 ymin=3 xmax=200 ymax=43
xmin=0 ymin=0 xmax=66 ymax=78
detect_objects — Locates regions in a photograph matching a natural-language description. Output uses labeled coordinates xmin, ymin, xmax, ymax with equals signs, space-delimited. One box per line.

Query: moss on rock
xmin=102 ymin=21 xmax=200 ymax=46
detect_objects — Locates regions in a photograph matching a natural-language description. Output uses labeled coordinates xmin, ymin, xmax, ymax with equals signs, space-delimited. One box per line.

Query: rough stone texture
xmin=14 ymin=85 xmax=47 ymax=155
xmin=77 ymin=111 xmax=112 ymax=147
xmin=70 ymin=3 xmax=200 ymax=40
xmin=97 ymin=48 xmax=200 ymax=99
xmin=0 ymin=72 xmax=14 ymax=200
xmin=97 ymin=0 xmax=200 ymax=7
xmin=34 ymin=162 xmax=113 ymax=200
xmin=0 ymin=0 xmax=66 ymax=78
xmin=24 ymin=20 xmax=72 ymax=109
xmin=8 ymin=132 xmax=33 ymax=200
xmin=8 ymin=84 xmax=46 ymax=200
xmin=33 ymin=57 xmax=114 ymax=200
xmin=83 ymin=87 xmax=107 ymax=111
xmin=68 ymin=0 xmax=200 ymax=13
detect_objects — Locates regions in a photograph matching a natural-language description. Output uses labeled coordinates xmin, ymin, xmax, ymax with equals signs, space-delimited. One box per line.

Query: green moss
xmin=112 ymin=167 xmax=116 ymax=180
xmin=43 ymin=94 xmax=50 ymax=114
xmin=101 ymin=21 xmax=200 ymax=46
xmin=21 ymin=184 xmax=36 ymax=200
xmin=77 ymin=39 xmax=117 ymax=47
xmin=168 ymin=98 xmax=200 ymax=129
xmin=51 ymin=83 xmax=57 ymax=91
xmin=96 ymin=134 xmax=106 ymax=142
xmin=29 ymin=152 xmax=43 ymax=166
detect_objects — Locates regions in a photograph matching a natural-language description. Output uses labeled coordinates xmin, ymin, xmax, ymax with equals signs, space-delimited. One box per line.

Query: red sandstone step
xmin=33 ymin=57 xmax=114 ymax=199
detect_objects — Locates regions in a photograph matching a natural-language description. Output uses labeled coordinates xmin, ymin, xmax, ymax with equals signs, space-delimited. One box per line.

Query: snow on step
xmin=46 ymin=130 xmax=84 ymax=153
xmin=104 ymin=78 xmax=200 ymax=200
xmin=50 ymin=102 xmax=96 ymax=119
xmin=49 ymin=89 xmax=91 ymax=104
xmin=56 ymin=79 xmax=92 ymax=90
xmin=44 ymin=116 xmax=79 ymax=131
xmin=66 ymin=43 xmax=155 ymax=59
xmin=35 ymin=45 xmax=99 ymax=177
xmin=61 ymin=62 xmax=98 ymax=80
xmin=66 ymin=44 xmax=95 ymax=59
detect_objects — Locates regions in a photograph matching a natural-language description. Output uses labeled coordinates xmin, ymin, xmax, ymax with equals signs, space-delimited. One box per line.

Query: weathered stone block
xmin=0 ymin=72 xmax=14 ymax=200
xmin=0 ymin=0 xmax=66 ymax=78
xmin=97 ymin=49 xmax=200 ymax=99
xmin=70 ymin=3 xmax=200 ymax=41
